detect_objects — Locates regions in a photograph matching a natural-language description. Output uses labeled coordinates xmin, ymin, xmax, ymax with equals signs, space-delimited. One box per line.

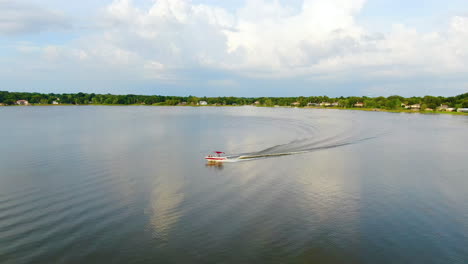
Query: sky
xmin=1 ymin=0 xmax=468 ymax=97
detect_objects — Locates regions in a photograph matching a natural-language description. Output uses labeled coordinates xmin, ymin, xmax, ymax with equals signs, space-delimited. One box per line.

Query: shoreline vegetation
xmin=1 ymin=91 xmax=467 ymax=115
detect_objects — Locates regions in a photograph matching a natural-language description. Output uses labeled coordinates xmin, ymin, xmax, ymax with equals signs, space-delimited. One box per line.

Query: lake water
xmin=0 ymin=106 xmax=467 ymax=263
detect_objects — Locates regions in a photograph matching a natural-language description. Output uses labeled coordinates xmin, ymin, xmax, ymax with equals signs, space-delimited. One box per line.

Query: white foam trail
xmin=222 ymin=134 xmax=382 ymax=163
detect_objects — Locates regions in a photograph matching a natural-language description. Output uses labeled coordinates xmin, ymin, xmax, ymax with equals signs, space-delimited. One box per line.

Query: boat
xmin=205 ymin=151 xmax=228 ymax=162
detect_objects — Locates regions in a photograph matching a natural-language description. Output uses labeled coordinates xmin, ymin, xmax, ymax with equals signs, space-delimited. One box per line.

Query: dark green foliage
xmin=0 ymin=91 xmax=467 ymax=110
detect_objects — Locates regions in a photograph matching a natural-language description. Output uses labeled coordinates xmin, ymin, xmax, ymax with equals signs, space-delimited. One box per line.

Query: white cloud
xmin=3 ymin=0 xmax=468 ymax=94
xmin=93 ymin=0 xmax=468 ymax=78
xmin=0 ymin=0 xmax=70 ymax=35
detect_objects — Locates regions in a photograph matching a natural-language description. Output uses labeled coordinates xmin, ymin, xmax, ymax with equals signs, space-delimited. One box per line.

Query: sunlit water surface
xmin=0 ymin=106 xmax=467 ymax=263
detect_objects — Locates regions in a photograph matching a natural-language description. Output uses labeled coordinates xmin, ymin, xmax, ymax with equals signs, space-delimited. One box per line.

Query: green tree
xmin=264 ymin=99 xmax=274 ymax=106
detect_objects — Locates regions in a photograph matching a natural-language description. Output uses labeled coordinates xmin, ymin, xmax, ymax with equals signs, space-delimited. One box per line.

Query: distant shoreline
xmin=2 ymin=103 xmax=467 ymax=115
xmin=2 ymin=91 xmax=467 ymax=115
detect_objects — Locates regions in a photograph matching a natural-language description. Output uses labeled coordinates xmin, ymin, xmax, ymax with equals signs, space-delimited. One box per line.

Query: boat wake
xmin=205 ymin=111 xmax=390 ymax=163
xmin=223 ymin=134 xmax=382 ymax=162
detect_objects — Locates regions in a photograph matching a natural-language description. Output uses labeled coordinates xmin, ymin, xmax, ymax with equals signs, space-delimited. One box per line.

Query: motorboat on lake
xmin=205 ymin=151 xmax=228 ymax=162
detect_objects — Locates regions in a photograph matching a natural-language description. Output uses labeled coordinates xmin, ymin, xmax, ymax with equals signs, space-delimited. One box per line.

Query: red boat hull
xmin=205 ymin=157 xmax=227 ymax=162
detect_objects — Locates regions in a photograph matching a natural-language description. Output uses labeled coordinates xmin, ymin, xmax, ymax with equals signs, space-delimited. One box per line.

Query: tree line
xmin=1 ymin=91 xmax=467 ymax=110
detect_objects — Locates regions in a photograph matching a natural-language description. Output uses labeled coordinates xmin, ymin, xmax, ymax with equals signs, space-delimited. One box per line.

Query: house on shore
xmin=410 ymin=104 xmax=421 ymax=109
xmin=401 ymin=103 xmax=411 ymax=109
xmin=291 ymin=102 xmax=300 ymax=107
xmin=16 ymin=100 xmax=30 ymax=106
xmin=354 ymin=102 xmax=364 ymax=107
xmin=446 ymin=108 xmax=456 ymax=112
xmin=307 ymin=102 xmax=319 ymax=107
xmin=320 ymin=102 xmax=331 ymax=107
xmin=0 ymin=103 xmax=5 ymax=106
xmin=199 ymin=101 xmax=208 ymax=105
xmin=457 ymin=108 xmax=468 ymax=113
xmin=438 ymin=104 xmax=449 ymax=111
xmin=331 ymin=102 xmax=339 ymax=107
xmin=52 ymin=100 xmax=60 ymax=105
xmin=254 ymin=101 xmax=260 ymax=105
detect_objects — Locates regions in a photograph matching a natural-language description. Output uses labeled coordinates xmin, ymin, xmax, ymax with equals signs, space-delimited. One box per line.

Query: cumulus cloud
xmin=226 ymin=0 xmax=366 ymax=71
xmin=0 ymin=0 xmax=70 ymax=35
xmin=3 ymin=0 xmax=468 ymax=95
xmin=79 ymin=0 xmax=468 ymax=79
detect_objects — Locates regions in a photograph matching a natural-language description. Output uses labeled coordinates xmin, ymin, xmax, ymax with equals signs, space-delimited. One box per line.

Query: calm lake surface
xmin=1 ymin=106 xmax=467 ymax=263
